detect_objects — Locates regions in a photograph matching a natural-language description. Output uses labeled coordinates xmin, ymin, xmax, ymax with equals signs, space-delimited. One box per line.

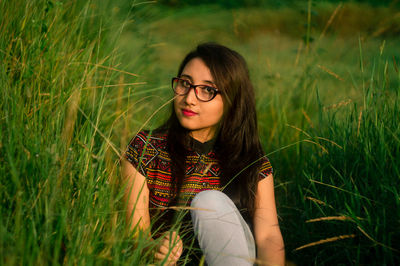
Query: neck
xmin=190 ymin=129 xmax=215 ymax=143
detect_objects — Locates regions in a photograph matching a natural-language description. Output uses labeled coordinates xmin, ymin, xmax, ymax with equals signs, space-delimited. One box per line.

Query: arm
xmin=121 ymin=158 xmax=151 ymax=234
xmin=253 ymin=174 xmax=285 ymax=266
xmin=121 ymin=158 xmax=182 ymax=264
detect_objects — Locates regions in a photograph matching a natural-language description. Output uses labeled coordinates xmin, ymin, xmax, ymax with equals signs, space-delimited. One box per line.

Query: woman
xmin=122 ymin=43 xmax=285 ymax=265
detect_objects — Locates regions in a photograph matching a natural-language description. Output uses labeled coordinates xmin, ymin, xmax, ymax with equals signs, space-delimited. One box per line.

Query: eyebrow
xmin=180 ymin=74 xmax=216 ymax=86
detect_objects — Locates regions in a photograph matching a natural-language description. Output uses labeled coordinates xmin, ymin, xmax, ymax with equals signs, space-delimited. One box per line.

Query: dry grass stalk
xmin=118 ymin=75 xmax=130 ymax=153
xmin=166 ymin=206 xmax=215 ymax=212
xmin=323 ymin=99 xmax=352 ymax=111
xmin=105 ymin=74 xmax=125 ymax=186
xmin=372 ymin=13 xmax=400 ymax=37
xmin=310 ymin=179 xmax=375 ymax=203
xmin=294 ymin=40 xmax=303 ymax=67
xmin=77 ymin=105 xmax=120 ymax=156
xmin=76 ymin=139 xmax=98 ymax=159
xmin=203 ymin=163 xmax=213 ymax=176
xmin=303 ymin=139 xmax=328 ymax=154
xmin=31 ymin=179 xmax=48 ymax=209
xmin=232 ymin=11 xmax=239 ymax=37
xmin=319 ymin=3 xmax=343 ymax=41
xmin=116 ymin=75 xmax=124 ymax=114
xmin=62 ymin=88 xmax=81 ymax=148
xmin=286 ymin=124 xmax=311 ymax=138
xmin=305 ymin=196 xmax=332 ymax=208
xmin=315 ymin=137 xmax=343 ymax=149
xmin=69 ymin=62 xmax=139 ymax=77
xmin=265 ymin=57 xmax=272 ymax=72
xmin=294 ymin=234 xmax=356 ymax=251
xmin=317 ymin=64 xmax=344 ymax=81
xmin=305 ymin=196 xmax=326 ymax=205
xmin=357 ymin=109 xmax=363 ymax=137
xmin=357 ymin=226 xmax=399 ymax=252
xmin=134 ymin=96 xmax=177 ymax=144
xmin=27 ymin=95 xmax=60 ymax=117
xmin=105 ymin=145 xmax=118 ymax=185
xmin=393 ymin=55 xmax=399 ymax=73
xmin=85 ymin=82 xmax=146 ymax=89
xmin=286 ymin=124 xmax=330 ymax=153
xmin=306 ymin=216 xmax=352 ymax=223
xmin=302 ymin=109 xmax=314 ymax=128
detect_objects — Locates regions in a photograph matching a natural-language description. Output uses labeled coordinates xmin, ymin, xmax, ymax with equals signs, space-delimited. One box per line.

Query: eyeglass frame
xmin=171 ymin=77 xmax=221 ymax=102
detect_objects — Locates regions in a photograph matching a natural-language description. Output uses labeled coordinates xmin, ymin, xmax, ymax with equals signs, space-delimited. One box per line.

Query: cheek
xmin=209 ymin=100 xmax=224 ymax=123
xmin=173 ymin=97 xmax=181 ymax=113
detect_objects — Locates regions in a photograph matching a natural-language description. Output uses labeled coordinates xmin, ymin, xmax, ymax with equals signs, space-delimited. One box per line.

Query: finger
xmin=158 ymin=238 xmax=181 ymax=255
xmin=167 ymin=231 xmax=180 ymax=242
xmin=165 ymin=260 xmax=176 ymax=266
xmin=154 ymin=252 xmax=166 ymax=261
xmin=173 ymin=250 xmax=182 ymax=261
xmin=177 ymin=243 xmax=183 ymax=255
xmin=159 ymin=237 xmax=171 ymax=247
xmin=168 ymin=232 xmax=182 ymax=246
xmin=158 ymin=244 xmax=170 ymax=255
xmin=170 ymin=237 xmax=183 ymax=255
xmin=162 ymin=245 xmax=181 ymax=260
xmin=174 ymin=238 xmax=183 ymax=251
xmin=154 ymin=251 xmax=178 ymax=264
xmin=172 ymin=246 xmax=183 ymax=259
xmin=158 ymin=233 xmax=183 ymax=261
xmin=171 ymin=245 xmax=181 ymax=256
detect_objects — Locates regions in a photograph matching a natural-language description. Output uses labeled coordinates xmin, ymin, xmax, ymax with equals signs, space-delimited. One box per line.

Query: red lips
xmin=181 ymin=108 xmax=198 ymax=116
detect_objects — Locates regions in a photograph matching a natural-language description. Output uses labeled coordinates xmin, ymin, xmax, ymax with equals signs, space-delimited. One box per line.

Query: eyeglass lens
xmin=172 ymin=78 xmax=217 ymax=102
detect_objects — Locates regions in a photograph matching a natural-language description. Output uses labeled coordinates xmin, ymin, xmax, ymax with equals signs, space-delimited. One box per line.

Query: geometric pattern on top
xmin=125 ymin=130 xmax=273 ymax=209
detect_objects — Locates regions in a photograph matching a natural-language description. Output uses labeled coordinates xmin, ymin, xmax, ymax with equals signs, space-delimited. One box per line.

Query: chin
xmin=178 ymin=120 xmax=197 ymax=131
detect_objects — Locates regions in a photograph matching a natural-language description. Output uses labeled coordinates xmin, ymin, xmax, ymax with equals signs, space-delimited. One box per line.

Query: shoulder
xmin=129 ymin=130 xmax=168 ymax=150
xmin=125 ymin=130 xmax=168 ymax=164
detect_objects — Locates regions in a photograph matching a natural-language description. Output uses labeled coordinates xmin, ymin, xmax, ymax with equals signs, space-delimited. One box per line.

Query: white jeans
xmin=190 ymin=190 xmax=256 ymax=266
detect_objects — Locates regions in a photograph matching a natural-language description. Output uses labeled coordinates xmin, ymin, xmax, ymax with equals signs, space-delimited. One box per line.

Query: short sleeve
xmin=125 ymin=131 xmax=150 ymax=177
xmin=258 ymin=156 xmax=273 ymax=180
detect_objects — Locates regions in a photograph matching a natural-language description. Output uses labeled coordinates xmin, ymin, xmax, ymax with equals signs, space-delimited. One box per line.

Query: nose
xmin=184 ymin=87 xmax=198 ymax=105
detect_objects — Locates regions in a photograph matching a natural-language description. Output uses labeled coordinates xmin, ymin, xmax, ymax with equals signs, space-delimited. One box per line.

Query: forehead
xmin=181 ymin=58 xmax=214 ymax=83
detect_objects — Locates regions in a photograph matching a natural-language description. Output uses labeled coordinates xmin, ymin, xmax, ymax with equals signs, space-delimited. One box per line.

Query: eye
xmin=199 ymin=86 xmax=217 ymax=97
xmin=204 ymin=86 xmax=216 ymax=94
xmin=181 ymin=79 xmax=191 ymax=88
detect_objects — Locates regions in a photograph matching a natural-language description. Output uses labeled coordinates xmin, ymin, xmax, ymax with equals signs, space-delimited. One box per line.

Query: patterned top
xmin=125 ymin=130 xmax=273 ymax=210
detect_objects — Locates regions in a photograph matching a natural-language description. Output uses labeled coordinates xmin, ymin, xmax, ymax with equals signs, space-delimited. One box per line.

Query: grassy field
xmin=1 ymin=0 xmax=399 ymax=265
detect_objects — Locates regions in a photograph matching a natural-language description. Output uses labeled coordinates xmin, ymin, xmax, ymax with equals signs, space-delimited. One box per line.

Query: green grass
xmin=1 ymin=0 xmax=399 ymax=265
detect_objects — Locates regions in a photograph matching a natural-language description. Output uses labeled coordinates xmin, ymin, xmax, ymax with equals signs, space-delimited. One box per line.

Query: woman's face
xmin=174 ymin=57 xmax=224 ymax=142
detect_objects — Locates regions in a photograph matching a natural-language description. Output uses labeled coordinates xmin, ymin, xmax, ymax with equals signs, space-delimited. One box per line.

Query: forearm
xmin=257 ymin=231 xmax=285 ymax=266
xmin=121 ymin=159 xmax=151 ymax=235
xmin=123 ymin=186 xmax=150 ymax=233
xmin=126 ymin=209 xmax=150 ymax=236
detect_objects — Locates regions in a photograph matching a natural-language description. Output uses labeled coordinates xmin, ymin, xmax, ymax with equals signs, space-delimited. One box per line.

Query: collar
xmin=189 ymin=137 xmax=216 ymax=154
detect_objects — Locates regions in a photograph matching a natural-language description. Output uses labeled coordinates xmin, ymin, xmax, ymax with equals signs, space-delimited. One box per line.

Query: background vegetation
xmin=1 ymin=0 xmax=399 ymax=264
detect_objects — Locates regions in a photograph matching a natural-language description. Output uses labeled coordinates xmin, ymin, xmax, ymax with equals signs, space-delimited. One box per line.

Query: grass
xmin=1 ymin=0 xmax=399 ymax=265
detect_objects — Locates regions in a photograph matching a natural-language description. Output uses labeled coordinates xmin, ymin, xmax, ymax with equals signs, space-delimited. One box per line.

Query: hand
xmin=154 ymin=231 xmax=183 ymax=265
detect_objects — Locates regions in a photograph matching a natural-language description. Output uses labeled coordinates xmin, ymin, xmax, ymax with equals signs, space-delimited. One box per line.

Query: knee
xmin=190 ymin=190 xmax=233 ymax=218
xmin=191 ymin=190 xmax=229 ymax=208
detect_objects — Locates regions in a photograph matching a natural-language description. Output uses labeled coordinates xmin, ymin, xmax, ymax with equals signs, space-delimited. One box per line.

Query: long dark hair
xmin=163 ymin=43 xmax=264 ymax=217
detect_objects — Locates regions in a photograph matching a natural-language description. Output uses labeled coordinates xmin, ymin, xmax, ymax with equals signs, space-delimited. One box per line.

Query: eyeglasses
xmin=171 ymin=77 xmax=220 ymax=102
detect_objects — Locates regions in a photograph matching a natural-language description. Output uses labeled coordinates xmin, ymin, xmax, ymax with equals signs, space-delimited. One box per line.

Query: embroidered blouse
xmin=125 ymin=130 xmax=273 ymax=210
xmin=125 ymin=130 xmax=273 ymax=262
